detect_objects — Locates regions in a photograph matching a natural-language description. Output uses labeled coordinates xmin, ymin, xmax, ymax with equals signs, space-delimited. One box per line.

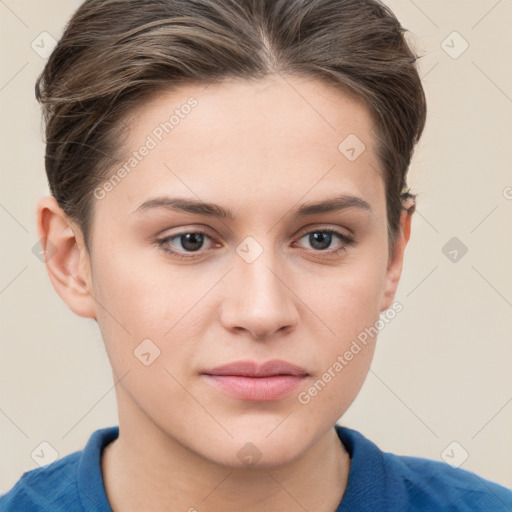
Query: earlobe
xmin=36 ymin=196 xmax=96 ymax=319
xmin=379 ymin=204 xmax=415 ymax=313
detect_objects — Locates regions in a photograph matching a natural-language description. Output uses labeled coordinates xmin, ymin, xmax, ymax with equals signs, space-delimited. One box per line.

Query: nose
xmin=219 ymin=246 xmax=299 ymax=341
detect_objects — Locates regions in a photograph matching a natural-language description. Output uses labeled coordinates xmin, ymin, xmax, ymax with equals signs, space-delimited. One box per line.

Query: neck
xmin=101 ymin=404 xmax=350 ymax=512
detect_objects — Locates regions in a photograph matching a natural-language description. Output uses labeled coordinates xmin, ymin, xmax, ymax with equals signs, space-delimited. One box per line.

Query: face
xmin=44 ymin=74 xmax=410 ymax=467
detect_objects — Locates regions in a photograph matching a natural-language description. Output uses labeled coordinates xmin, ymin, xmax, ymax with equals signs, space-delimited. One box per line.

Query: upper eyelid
xmin=161 ymin=220 xmax=353 ymax=235
xmin=295 ymin=225 xmax=353 ymax=239
xmin=160 ymin=225 xmax=352 ymax=240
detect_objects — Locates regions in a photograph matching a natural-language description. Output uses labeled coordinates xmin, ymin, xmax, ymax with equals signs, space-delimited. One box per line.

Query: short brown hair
xmin=35 ymin=0 xmax=426 ymax=257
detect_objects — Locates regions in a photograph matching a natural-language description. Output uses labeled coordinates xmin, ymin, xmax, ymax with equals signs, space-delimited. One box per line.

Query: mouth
xmin=201 ymin=359 xmax=309 ymax=401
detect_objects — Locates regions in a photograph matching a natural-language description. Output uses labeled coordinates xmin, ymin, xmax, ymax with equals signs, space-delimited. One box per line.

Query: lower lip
xmin=203 ymin=374 xmax=307 ymax=401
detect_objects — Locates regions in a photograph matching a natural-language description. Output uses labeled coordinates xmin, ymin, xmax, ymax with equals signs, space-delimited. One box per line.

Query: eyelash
xmin=155 ymin=228 xmax=355 ymax=260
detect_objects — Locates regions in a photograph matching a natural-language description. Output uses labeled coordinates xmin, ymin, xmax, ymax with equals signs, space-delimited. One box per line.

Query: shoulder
xmin=336 ymin=425 xmax=512 ymax=512
xmin=0 ymin=425 xmax=118 ymax=512
xmin=0 ymin=451 xmax=82 ymax=511
xmin=386 ymin=451 xmax=512 ymax=511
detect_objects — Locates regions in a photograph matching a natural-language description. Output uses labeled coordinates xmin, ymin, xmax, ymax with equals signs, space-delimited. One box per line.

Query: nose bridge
xmin=221 ymin=235 xmax=298 ymax=338
xmin=241 ymin=248 xmax=285 ymax=305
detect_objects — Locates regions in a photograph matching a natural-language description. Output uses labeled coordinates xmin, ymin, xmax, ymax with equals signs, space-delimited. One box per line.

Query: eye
xmin=156 ymin=230 xmax=215 ymax=259
xmin=294 ymin=228 xmax=355 ymax=255
xmin=156 ymin=227 xmax=355 ymax=260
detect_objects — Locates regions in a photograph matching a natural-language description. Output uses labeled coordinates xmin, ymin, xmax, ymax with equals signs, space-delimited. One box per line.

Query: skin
xmin=36 ymin=74 xmax=413 ymax=512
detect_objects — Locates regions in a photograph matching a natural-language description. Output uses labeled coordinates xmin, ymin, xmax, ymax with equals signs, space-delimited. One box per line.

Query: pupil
xmin=182 ymin=233 xmax=203 ymax=251
xmin=310 ymin=232 xmax=331 ymax=250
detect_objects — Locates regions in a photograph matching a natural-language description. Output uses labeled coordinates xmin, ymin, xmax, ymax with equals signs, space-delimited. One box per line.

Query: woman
xmin=1 ymin=0 xmax=511 ymax=510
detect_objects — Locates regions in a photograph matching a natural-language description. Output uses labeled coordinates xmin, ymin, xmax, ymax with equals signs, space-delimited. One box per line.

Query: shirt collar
xmin=335 ymin=424 xmax=407 ymax=511
xmin=77 ymin=425 xmax=118 ymax=511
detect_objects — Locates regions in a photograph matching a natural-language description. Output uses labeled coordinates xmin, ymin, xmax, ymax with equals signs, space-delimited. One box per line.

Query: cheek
xmin=299 ymin=279 xmax=381 ymax=420
xmin=88 ymin=249 xmax=212 ymax=443
xmin=299 ymin=251 xmax=386 ymax=405
xmin=313 ymin=253 xmax=387 ymax=341
xmin=90 ymin=245 xmax=210 ymax=374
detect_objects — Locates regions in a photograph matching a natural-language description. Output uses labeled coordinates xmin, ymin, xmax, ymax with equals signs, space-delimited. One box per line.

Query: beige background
xmin=1 ymin=0 xmax=511 ymax=494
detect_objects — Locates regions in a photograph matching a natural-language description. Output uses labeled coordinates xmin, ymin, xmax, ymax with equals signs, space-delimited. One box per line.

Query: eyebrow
xmin=132 ymin=194 xmax=372 ymax=219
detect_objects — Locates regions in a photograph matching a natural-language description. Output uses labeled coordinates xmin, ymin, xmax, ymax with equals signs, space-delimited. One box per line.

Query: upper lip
xmin=202 ymin=359 xmax=309 ymax=377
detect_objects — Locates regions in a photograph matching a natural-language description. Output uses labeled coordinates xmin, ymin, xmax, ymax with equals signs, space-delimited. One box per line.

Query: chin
xmin=202 ymin=425 xmax=312 ymax=469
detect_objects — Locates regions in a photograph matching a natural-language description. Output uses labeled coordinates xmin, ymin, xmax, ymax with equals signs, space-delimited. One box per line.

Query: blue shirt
xmin=1 ymin=425 xmax=511 ymax=511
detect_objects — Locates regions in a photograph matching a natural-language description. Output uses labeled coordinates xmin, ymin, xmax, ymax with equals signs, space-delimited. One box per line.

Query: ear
xmin=379 ymin=200 xmax=415 ymax=312
xmin=35 ymin=195 xmax=96 ymax=319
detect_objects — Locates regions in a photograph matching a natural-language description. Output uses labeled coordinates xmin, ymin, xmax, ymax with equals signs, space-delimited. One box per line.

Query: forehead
xmin=96 ymin=74 xmax=385 ymax=220
xmin=124 ymin=74 xmax=378 ymax=152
